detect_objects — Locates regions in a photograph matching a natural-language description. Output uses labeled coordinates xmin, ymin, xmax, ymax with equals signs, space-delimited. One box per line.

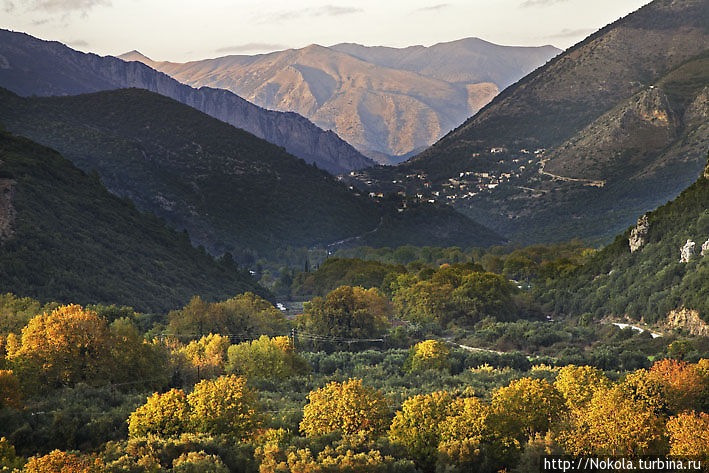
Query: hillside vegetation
xmin=541 ymin=153 xmax=709 ymax=325
xmin=0 ymin=131 xmax=264 ymax=312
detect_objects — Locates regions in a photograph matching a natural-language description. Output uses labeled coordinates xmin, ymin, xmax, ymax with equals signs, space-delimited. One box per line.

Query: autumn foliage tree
xmin=490 ymin=378 xmax=566 ymax=441
xmin=553 ymin=364 xmax=610 ymax=410
xmin=0 ymin=369 xmax=21 ymax=409
xmin=557 ymin=385 xmax=666 ymax=456
xmin=187 ymin=375 xmax=261 ymax=439
xmin=226 ymin=335 xmax=307 ymax=379
xmin=127 ymin=388 xmax=191 ymax=438
xmin=168 ymin=293 xmax=287 ymax=337
xmin=388 ymin=390 xmax=459 ymax=468
xmin=666 ymin=411 xmax=709 ymax=457
xmin=646 ymin=359 xmax=706 ymax=413
xmin=404 ymin=340 xmax=450 ymax=372
xmin=22 ymin=450 xmax=104 ymax=473
xmin=300 ymin=378 xmax=389 ymax=438
xmin=5 ymin=305 xmax=115 ymax=392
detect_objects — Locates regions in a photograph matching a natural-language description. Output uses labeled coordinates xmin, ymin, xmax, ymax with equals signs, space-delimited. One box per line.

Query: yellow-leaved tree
xmin=388 ymin=390 xmax=459 ymax=469
xmin=0 ymin=369 xmax=21 ymax=409
xmin=646 ymin=359 xmax=706 ymax=413
xmin=187 ymin=375 xmax=261 ymax=439
xmin=179 ymin=333 xmax=231 ymax=379
xmin=405 ymin=340 xmax=450 ymax=372
xmin=300 ymin=378 xmax=389 ymax=438
xmin=6 ymin=305 xmax=114 ymax=392
xmin=553 ymin=364 xmax=611 ymax=410
xmin=226 ymin=335 xmax=307 ymax=379
xmin=22 ymin=450 xmax=104 ymax=473
xmin=127 ymin=388 xmax=191 ymax=438
xmin=557 ymin=385 xmax=666 ymax=456
xmin=489 ymin=378 xmax=566 ymax=442
xmin=666 ymin=411 xmax=709 ymax=457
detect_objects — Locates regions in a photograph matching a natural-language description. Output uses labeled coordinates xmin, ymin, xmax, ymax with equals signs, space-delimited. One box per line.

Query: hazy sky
xmin=1 ymin=0 xmax=653 ymax=62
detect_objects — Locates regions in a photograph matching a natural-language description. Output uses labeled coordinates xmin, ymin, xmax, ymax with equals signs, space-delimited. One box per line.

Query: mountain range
xmin=352 ymin=0 xmax=709 ymax=243
xmin=120 ymin=39 xmax=559 ymax=164
xmin=0 ymin=29 xmax=374 ymax=174
xmin=0 ymin=87 xmax=504 ymax=258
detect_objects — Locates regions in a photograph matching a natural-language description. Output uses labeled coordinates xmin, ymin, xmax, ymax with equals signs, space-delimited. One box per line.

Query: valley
xmin=0 ymin=0 xmax=708 ymax=471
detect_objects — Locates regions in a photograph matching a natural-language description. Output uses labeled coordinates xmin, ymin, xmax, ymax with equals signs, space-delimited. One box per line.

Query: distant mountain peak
xmin=119 ymin=50 xmax=153 ymax=63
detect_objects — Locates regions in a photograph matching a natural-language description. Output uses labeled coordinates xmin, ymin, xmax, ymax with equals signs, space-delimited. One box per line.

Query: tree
xmin=404 ymin=340 xmax=450 ymax=372
xmin=490 ymin=378 xmax=566 ymax=441
xmin=646 ymin=359 xmax=705 ymax=413
xmin=180 ymin=333 xmax=231 ymax=379
xmin=298 ymin=286 xmax=391 ymax=340
xmin=553 ymin=365 xmax=610 ymax=410
xmin=393 ymin=280 xmax=456 ymax=325
xmin=22 ymin=450 xmax=104 ymax=473
xmin=6 ymin=305 xmax=115 ymax=392
xmin=0 ymin=370 xmax=21 ymax=409
xmin=187 ymin=375 xmax=261 ymax=439
xmin=452 ymin=272 xmax=515 ymax=324
xmin=127 ymin=388 xmax=191 ymax=438
xmin=300 ymin=378 xmax=389 ymax=438
xmin=226 ymin=335 xmax=306 ymax=379
xmin=557 ymin=386 xmax=665 ymax=456
xmin=171 ymin=451 xmax=230 ymax=473
xmin=0 ymin=437 xmax=24 ymax=471
xmin=666 ymin=411 xmax=709 ymax=457
xmin=388 ymin=390 xmax=458 ymax=469
xmin=168 ymin=293 xmax=287 ymax=337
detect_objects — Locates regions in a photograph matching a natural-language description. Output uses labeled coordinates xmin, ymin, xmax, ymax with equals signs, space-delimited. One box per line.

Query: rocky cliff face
xmin=0 ymin=29 xmax=374 ymax=174
xmin=666 ymin=308 xmax=709 ymax=336
xmin=629 ymin=215 xmax=649 ymax=252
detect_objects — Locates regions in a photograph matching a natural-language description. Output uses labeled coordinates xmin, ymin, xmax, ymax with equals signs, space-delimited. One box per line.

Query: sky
xmin=1 ymin=0 xmax=653 ymax=62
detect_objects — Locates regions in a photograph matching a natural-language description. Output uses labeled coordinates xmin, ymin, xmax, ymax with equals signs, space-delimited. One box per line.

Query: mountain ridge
xmin=119 ymin=39 xmax=559 ymax=163
xmin=0 ymin=29 xmax=374 ymax=174
xmin=353 ymin=0 xmax=709 ymax=244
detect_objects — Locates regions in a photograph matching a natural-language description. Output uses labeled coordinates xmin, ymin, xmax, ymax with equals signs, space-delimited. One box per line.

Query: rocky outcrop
xmin=680 ymin=239 xmax=696 ymax=262
xmin=0 ymin=176 xmax=16 ymax=244
xmin=629 ymin=214 xmax=649 ymax=252
xmin=701 ymin=238 xmax=709 ymax=256
xmin=0 ymin=29 xmax=374 ymax=175
xmin=666 ymin=307 xmax=709 ymax=336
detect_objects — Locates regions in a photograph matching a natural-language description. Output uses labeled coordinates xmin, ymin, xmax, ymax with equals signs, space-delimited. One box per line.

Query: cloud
xmin=67 ymin=39 xmax=89 ymax=47
xmin=546 ymin=27 xmax=595 ymax=38
xmin=26 ymin=0 xmax=109 ymax=13
xmin=521 ymin=0 xmax=569 ymax=7
xmin=413 ymin=3 xmax=450 ymax=13
xmin=260 ymin=4 xmax=363 ymax=22
xmin=3 ymin=1 xmax=14 ymax=13
xmin=215 ymin=43 xmax=289 ymax=54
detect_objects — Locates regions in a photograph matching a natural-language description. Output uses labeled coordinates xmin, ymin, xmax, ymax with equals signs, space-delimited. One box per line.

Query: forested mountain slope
xmin=354 ymin=0 xmax=709 ymax=243
xmin=0 ymin=130 xmax=265 ymax=312
xmin=0 ymin=88 xmax=505 ymax=256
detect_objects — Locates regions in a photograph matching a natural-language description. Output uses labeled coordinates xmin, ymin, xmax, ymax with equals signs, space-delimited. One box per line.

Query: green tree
xmin=297 ymin=286 xmax=391 ymax=339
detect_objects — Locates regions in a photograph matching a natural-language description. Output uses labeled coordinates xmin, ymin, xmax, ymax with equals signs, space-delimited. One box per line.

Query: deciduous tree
xmin=300 ymin=378 xmax=389 ymax=438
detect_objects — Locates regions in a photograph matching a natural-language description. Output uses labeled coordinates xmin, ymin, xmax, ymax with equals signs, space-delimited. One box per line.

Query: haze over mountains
xmin=120 ymin=39 xmax=560 ymax=164
xmin=0 ymin=29 xmax=374 ymax=174
xmin=353 ymin=0 xmax=709 ymax=243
